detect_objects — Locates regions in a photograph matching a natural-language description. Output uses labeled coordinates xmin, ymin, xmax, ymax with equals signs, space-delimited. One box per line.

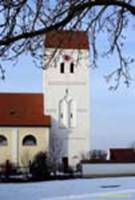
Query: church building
xmin=0 ymin=31 xmax=90 ymax=167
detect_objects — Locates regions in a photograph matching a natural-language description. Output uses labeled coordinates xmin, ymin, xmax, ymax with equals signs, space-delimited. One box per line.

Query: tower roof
xmin=45 ymin=30 xmax=89 ymax=49
xmin=0 ymin=93 xmax=51 ymax=127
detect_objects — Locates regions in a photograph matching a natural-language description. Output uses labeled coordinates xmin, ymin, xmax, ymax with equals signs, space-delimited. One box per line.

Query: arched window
xmin=22 ymin=135 xmax=37 ymax=146
xmin=59 ymin=99 xmax=68 ymax=128
xmin=0 ymin=135 xmax=8 ymax=146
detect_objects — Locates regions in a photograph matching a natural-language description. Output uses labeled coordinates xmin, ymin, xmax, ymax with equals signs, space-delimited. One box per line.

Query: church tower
xmin=43 ymin=31 xmax=90 ymax=166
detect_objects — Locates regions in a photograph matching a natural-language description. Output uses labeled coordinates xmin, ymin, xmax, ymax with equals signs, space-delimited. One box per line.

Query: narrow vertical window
xmin=68 ymin=99 xmax=77 ymax=128
xmin=70 ymin=62 xmax=74 ymax=73
xmin=60 ymin=63 xmax=64 ymax=73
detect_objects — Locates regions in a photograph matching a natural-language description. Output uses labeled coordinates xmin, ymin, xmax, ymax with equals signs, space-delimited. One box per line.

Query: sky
xmin=91 ymin=66 xmax=135 ymax=150
xmin=90 ymin=20 xmax=135 ymax=151
xmin=0 ymin=25 xmax=135 ymax=152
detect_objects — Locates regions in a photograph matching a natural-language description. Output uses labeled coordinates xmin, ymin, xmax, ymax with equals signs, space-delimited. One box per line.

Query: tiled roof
xmin=110 ymin=148 xmax=135 ymax=162
xmin=0 ymin=93 xmax=51 ymax=127
xmin=45 ymin=30 xmax=89 ymax=49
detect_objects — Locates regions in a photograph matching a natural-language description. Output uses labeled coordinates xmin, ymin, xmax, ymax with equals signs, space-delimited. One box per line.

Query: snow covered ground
xmin=1 ymin=177 xmax=135 ymax=200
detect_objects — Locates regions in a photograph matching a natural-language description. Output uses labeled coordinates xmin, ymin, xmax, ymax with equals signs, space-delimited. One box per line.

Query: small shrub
xmin=1 ymin=160 xmax=14 ymax=180
xmin=30 ymin=152 xmax=50 ymax=180
xmin=81 ymin=149 xmax=107 ymax=162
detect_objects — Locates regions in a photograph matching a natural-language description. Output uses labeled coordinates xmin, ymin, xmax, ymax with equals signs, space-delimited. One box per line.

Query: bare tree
xmin=81 ymin=149 xmax=108 ymax=161
xmin=49 ymin=133 xmax=64 ymax=174
xmin=0 ymin=0 xmax=135 ymax=88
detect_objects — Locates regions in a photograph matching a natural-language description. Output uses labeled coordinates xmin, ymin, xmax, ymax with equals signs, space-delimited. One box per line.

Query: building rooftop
xmin=110 ymin=148 xmax=135 ymax=162
xmin=45 ymin=30 xmax=89 ymax=49
xmin=0 ymin=93 xmax=51 ymax=127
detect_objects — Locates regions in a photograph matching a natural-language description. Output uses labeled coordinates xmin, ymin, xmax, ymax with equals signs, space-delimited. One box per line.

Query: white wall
xmin=43 ymin=48 xmax=90 ymax=165
xmin=82 ymin=163 xmax=135 ymax=177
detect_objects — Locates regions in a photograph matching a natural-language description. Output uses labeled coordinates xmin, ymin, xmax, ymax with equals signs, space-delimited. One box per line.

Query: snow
xmin=1 ymin=177 xmax=135 ymax=200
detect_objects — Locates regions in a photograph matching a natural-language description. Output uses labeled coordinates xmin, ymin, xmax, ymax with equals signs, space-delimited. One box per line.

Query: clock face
xmin=63 ymin=54 xmax=72 ymax=62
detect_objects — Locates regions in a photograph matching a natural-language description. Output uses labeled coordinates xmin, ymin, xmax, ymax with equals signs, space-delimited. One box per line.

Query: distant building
xmin=0 ymin=31 xmax=90 ymax=167
xmin=110 ymin=148 xmax=135 ymax=162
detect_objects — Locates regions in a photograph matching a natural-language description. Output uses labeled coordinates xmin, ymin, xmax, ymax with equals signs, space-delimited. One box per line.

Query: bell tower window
xmin=59 ymin=99 xmax=68 ymax=128
xmin=60 ymin=63 xmax=65 ymax=73
xmin=70 ymin=62 xmax=74 ymax=73
xmin=68 ymin=99 xmax=76 ymax=128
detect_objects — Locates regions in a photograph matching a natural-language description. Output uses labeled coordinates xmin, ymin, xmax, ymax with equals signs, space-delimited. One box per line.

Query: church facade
xmin=0 ymin=31 xmax=90 ymax=167
xmin=0 ymin=93 xmax=50 ymax=167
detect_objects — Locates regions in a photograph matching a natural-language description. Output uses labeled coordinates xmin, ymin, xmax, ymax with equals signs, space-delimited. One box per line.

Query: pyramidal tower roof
xmin=45 ymin=30 xmax=89 ymax=49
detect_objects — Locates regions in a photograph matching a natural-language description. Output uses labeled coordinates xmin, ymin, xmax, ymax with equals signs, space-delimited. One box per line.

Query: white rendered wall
xmin=43 ymin=48 xmax=90 ymax=165
xmin=82 ymin=163 xmax=135 ymax=177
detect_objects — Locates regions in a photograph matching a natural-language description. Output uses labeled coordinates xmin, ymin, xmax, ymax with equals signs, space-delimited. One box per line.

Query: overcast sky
xmin=0 ymin=25 xmax=135 ymax=151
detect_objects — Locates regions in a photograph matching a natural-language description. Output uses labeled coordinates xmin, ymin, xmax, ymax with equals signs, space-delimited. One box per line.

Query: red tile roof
xmin=110 ymin=148 xmax=135 ymax=162
xmin=45 ymin=30 xmax=89 ymax=49
xmin=0 ymin=93 xmax=51 ymax=127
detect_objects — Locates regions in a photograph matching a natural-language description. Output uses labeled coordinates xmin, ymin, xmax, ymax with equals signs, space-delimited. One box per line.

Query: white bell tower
xmin=43 ymin=31 xmax=90 ymax=166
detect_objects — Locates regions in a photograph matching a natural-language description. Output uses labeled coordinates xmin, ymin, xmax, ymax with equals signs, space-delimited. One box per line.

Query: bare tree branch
xmin=0 ymin=1 xmax=134 ymax=46
xmin=0 ymin=0 xmax=134 ymax=86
